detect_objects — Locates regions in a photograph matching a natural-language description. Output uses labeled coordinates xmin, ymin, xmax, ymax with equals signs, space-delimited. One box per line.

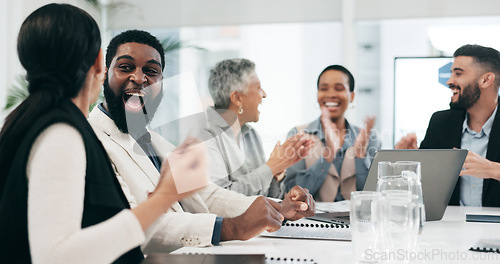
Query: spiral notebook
xmin=260 ymin=220 xmax=351 ymax=241
xmin=266 ymin=256 xmax=317 ymax=264
xmin=469 ymin=238 xmax=500 ymax=253
xmin=145 ymin=253 xmax=318 ymax=264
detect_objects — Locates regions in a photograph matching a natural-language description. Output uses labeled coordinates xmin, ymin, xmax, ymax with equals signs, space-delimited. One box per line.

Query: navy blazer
xmin=420 ymin=98 xmax=500 ymax=207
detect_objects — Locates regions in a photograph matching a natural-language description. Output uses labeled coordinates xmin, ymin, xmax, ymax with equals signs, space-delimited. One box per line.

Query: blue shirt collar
xmin=462 ymin=104 xmax=498 ymax=137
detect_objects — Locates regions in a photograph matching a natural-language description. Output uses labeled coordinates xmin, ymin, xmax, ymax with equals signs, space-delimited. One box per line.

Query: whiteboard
xmin=393 ymin=57 xmax=453 ymax=146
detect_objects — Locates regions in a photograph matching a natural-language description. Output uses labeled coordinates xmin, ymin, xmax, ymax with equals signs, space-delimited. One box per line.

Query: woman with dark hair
xmin=285 ymin=65 xmax=381 ymax=202
xmin=0 ymin=3 xmax=206 ymax=263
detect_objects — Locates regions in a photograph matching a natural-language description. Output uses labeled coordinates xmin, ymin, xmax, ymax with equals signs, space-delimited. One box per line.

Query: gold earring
xmin=238 ymin=105 xmax=244 ymax=114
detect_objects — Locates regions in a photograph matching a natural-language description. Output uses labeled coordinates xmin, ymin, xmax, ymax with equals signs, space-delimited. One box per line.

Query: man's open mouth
xmin=450 ymin=87 xmax=461 ymax=101
xmin=123 ymin=92 xmax=146 ymax=109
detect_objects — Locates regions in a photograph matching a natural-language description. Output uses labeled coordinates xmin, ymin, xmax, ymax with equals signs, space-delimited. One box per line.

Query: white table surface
xmin=172 ymin=206 xmax=500 ymax=263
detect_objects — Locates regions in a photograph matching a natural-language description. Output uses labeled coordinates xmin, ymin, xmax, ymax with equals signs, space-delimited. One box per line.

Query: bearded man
xmin=395 ymin=44 xmax=500 ymax=207
xmin=88 ymin=30 xmax=315 ymax=254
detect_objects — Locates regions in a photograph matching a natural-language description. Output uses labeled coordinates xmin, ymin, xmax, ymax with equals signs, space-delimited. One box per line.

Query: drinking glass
xmin=374 ymin=190 xmax=418 ymax=264
xmin=380 ymin=190 xmax=420 ymax=253
xmin=350 ymin=191 xmax=382 ymax=264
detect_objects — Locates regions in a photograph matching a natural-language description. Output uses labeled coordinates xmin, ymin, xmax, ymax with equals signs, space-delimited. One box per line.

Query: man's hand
xmin=353 ymin=115 xmax=376 ymax=158
xmin=280 ymin=185 xmax=315 ymax=221
xmin=395 ymin=133 xmax=418 ymax=150
xmin=220 ymin=196 xmax=284 ymax=241
xmin=460 ymin=150 xmax=500 ymax=180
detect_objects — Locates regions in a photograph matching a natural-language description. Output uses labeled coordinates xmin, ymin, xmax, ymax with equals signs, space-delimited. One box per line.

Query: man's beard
xmin=449 ymin=82 xmax=481 ymax=110
xmin=103 ymin=77 xmax=164 ymax=136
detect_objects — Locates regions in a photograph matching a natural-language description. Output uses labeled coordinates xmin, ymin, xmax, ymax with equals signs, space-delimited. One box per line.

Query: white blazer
xmin=88 ymin=107 xmax=256 ymax=253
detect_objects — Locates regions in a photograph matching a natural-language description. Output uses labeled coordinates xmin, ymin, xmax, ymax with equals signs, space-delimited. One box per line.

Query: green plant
xmin=3 ymin=75 xmax=105 ymax=112
xmin=4 ymin=75 xmax=29 ymax=111
xmin=161 ymin=38 xmax=207 ymax=54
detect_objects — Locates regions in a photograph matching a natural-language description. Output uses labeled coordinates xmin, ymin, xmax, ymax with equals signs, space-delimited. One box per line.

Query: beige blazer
xmin=88 ymin=107 xmax=256 ymax=253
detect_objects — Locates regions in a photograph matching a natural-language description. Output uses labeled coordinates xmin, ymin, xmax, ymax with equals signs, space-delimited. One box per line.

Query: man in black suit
xmin=396 ymin=44 xmax=500 ymax=207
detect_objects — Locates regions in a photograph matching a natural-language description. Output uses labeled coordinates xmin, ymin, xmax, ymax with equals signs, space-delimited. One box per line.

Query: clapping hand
xmin=353 ymin=115 xmax=376 ymax=158
xmin=395 ymin=133 xmax=418 ymax=150
xmin=266 ymin=133 xmax=314 ymax=177
xmin=320 ymin=106 xmax=341 ymax=163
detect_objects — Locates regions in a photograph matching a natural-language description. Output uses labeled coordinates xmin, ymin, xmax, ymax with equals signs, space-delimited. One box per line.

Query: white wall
xmin=106 ymin=0 xmax=343 ymax=28
xmin=74 ymin=0 xmax=500 ymax=29
xmin=241 ymin=23 xmax=342 ymax=155
xmin=356 ymin=0 xmax=500 ymax=20
xmin=3 ymin=0 xmax=25 ymax=114
xmin=0 ymin=0 xmax=7 ymax=111
xmin=379 ymin=19 xmax=434 ymax=148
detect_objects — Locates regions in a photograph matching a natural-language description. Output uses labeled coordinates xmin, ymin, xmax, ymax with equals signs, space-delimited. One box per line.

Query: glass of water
xmin=378 ymin=190 xmax=419 ymax=264
xmin=350 ymin=191 xmax=382 ymax=264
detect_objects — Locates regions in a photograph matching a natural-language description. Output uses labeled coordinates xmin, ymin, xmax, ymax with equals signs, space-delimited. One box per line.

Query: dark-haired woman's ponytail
xmin=27 ymin=76 xmax=64 ymax=100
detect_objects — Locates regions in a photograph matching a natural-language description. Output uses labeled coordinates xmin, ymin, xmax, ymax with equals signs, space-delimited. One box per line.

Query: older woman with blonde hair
xmin=201 ymin=58 xmax=314 ymax=198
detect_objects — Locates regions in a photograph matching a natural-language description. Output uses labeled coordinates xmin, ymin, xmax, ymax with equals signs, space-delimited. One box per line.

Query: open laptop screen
xmin=363 ymin=149 xmax=467 ymax=221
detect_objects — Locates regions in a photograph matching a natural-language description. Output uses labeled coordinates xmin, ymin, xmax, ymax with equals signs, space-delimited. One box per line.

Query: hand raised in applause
xmin=353 ymin=115 xmax=376 ymax=158
xmin=320 ymin=106 xmax=341 ymax=163
xmin=394 ymin=133 xmax=418 ymax=150
xmin=266 ymin=133 xmax=314 ymax=178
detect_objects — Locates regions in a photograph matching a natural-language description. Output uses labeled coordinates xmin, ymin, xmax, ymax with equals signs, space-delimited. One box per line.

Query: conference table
xmin=170 ymin=205 xmax=500 ymax=263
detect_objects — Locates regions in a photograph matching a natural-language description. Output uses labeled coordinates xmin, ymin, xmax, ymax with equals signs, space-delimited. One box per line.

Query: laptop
xmin=363 ymin=149 xmax=467 ymax=221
